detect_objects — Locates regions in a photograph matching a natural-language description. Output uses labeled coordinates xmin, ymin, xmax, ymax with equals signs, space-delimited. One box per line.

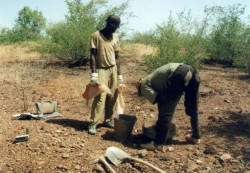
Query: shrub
xmin=145 ymin=11 xmax=207 ymax=72
xmin=0 ymin=28 xmax=16 ymax=43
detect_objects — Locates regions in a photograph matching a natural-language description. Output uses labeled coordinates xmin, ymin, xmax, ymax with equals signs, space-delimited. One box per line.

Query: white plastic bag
xmin=114 ymin=84 xmax=126 ymax=115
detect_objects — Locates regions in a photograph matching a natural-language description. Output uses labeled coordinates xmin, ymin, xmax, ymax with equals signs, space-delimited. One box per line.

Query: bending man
xmin=137 ymin=63 xmax=201 ymax=148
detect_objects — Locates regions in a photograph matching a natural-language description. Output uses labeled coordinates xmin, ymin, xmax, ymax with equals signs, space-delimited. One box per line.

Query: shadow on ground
xmin=102 ymin=131 xmax=152 ymax=149
xmin=204 ymin=111 xmax=250 ymax=138
xmin=102 ymin=131 xmax=192 ymax=150
xmin=238 ymin=74 xmax=250 ymax=82
xmin=46 ymin=118 xmax=89 ymax=131
xmin=203 ymin=111 xmax=250 ymax=164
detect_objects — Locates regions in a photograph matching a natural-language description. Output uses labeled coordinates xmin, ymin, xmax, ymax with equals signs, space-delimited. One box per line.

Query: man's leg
xmin=90 ymin=93 xmax=107 ymax=126
xmin=104 ymin=66 xmax=118 ymax=124
xmin=89 ymin=68 xmax=109 ymax=133
xmin=155 ymin=89 xmax=183 ymax=145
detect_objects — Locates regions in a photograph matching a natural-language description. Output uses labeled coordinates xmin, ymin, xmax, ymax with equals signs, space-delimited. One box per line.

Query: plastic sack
xmin=114 ymin=84 xmax=126 ymax=115
xmin=82 ymin=83 xmax=111 ymax=100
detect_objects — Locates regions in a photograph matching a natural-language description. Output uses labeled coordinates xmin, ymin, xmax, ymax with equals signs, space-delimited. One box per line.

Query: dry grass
xmin=0 ymin=44 xmax=87 ymax=113
xmin=0 ymin=44 xmax=40 ymax=63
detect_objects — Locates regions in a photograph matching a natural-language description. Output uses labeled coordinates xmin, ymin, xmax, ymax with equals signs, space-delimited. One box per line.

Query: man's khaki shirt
xmin=90 ymin=31 xmax=120 ymax=68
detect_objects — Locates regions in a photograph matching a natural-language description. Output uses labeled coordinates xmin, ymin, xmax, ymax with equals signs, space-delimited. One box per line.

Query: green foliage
xmin=204 ymin=4 xmax=250 ymax=67
xmin=39 ymin=0 xmax=129 ymax=64
xmin=0 ymin=6 xmax=46 ymax=43
xmin=131 ymin=4 xmax=249 ymax=72
xmin=145 ymin=11 xmax=207 ymax=71
xmin=0 ymin=28 xmax=17 ymax=43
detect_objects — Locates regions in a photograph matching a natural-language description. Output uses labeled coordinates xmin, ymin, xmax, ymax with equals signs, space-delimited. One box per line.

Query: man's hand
xmin=118 ymin=75 xmax=123 ymax=84
xmin=90 ymin=73 xmax=98 ymax=84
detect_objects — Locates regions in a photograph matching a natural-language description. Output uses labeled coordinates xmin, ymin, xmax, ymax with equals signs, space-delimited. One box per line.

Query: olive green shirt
xmin=141 ymin=63 xmax=187 ymax=104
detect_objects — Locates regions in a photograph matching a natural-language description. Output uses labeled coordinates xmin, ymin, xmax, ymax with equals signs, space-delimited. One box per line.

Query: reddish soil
xmin=0 ymin=44 xmax=249 ymax=173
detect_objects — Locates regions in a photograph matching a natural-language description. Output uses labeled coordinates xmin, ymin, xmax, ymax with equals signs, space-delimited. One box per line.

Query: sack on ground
xmin=143 ymin=116 xmax=177 ymax=140
xmin=35 ymin=101 xmax=57 ymax=114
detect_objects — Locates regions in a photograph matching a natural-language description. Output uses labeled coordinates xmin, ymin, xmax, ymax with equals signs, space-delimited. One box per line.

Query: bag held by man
xmin=82 ymin=83 xmax=111 ymax=100
xmin=114 ymin=84 xmax=126 ymax=115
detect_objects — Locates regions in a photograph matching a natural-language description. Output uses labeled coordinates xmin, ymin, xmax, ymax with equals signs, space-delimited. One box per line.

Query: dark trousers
xmin=155 ymin=65 xmax=200 ymax=145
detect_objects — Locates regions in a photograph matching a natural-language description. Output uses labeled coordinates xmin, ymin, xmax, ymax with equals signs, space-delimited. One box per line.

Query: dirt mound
xmin=120 ymin=43 xmax=155 ymax=62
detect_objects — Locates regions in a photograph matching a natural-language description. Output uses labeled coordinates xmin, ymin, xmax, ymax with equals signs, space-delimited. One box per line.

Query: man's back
xmin=145 ymin=63 xmax=182 ymax=91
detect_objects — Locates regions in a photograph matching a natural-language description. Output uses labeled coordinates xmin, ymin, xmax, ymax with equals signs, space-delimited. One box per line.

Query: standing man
xmin=137 ymin=63 xmax=201 ymax=148
xmin=88 ymin=15 xmax=123 ymax=135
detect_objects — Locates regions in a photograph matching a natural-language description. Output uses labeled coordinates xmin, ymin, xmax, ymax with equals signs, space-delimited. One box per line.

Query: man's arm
xmin=115 ymin=51 xmax=121 ymax=75
xmin=90 ymin=48 xmax=97 ymax=73
xmin=89 ymin=48 xmax=98 ymax=84
xmin=141 ymin=80 xmax=158 ymax=104
xmin=115 ymin=50 xmax=124 ymax=85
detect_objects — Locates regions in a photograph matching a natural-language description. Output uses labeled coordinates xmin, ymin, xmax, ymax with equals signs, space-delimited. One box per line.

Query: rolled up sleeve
xmin=90 ymin=33 xmax=97 ymax=49
xmin=141 ymin=80 xmax=158 ymax=104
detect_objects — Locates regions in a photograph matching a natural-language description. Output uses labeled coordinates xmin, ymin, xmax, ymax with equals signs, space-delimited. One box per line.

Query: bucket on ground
xmin=114 ymin=114 xmax=137 ymax=141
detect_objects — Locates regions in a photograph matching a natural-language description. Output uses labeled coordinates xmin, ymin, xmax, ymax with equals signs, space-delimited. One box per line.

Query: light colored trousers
xmin=90 ymin=65 xmax=117 ymax=126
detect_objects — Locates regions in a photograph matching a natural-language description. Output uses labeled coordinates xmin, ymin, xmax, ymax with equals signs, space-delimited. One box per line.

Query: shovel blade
xmin=106 ymin=146 xmax=129 ymax=166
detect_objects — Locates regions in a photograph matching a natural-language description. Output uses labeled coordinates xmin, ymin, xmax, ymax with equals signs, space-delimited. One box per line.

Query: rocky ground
xmin=0 ymin=43 xmax=249 ymax=173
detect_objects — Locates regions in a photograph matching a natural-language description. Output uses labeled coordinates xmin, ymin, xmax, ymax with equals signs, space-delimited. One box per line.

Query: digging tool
xmin=106 ymin=146 xmax=166 ymax=173
xmin=90 ymin=156 xmax=117 ymax=173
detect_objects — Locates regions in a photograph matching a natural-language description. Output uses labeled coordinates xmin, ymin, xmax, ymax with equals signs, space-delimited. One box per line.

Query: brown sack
xmin=143 ymin=116 xmax=177 ymax=140
xmin=82 ymin=83 xmax=111 ymax=100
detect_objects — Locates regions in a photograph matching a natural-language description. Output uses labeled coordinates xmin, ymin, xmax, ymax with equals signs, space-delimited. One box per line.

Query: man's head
xmin=106 ymin=15 xmax=120 ymax=33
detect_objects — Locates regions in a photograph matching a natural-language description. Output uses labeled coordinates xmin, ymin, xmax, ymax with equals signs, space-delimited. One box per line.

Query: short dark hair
xmin=106 ymin=15 xmax=121 ymax=26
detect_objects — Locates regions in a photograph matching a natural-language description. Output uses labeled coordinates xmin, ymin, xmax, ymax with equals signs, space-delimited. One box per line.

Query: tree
xmin=13 ymin=6 xmax=46 ymax=41
xmin=43 ymin=0 xmax=130 ymax=66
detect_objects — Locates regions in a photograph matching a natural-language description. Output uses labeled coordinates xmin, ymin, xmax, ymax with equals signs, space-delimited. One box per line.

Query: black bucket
xmin=114 ymin=114 xmax=137 ymax=141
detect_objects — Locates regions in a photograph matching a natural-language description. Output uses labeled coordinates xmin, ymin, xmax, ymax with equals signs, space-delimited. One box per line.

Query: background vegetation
xmin=0 ymin=6 xmax=46 ymax=43
xmin=129 ymin=4 xmax=250 ymax=72
xmin=0 ymin=1 xmax=249 ymax=72
xmin=36 ymin=0 xmax=130 ymax=65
